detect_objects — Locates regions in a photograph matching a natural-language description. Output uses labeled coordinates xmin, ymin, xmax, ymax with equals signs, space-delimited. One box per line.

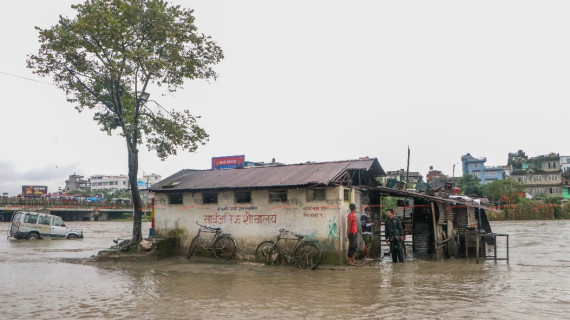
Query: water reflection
xmin=1 ymin=221 xmax=570 ymax=319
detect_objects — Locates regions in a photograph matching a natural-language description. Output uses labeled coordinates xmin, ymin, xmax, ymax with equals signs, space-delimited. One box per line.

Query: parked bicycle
xmin=255 ymin=228 xmax=321 ymax=270
xmin=187 ymin=221 xmax=237 ymax=260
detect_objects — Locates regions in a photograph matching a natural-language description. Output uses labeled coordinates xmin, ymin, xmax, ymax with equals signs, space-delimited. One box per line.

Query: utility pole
xmin=405 ymin=145 xmax=410 ymax=190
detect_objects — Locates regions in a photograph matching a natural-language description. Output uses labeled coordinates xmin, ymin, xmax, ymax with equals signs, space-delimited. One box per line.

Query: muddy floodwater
xmin=1 ymin=220 xmax=569 ymax=319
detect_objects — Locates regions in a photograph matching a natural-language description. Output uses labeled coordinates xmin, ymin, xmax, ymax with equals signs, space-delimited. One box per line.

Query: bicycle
xmin=255 ymin=228 xmax=321 ymax=270
xmin=187 ymin=221 xmax=237 ymax=260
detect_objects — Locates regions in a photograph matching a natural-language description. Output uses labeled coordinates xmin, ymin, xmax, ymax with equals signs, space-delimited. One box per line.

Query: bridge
xmin=0 ymin=198 xmax=150 ymax=221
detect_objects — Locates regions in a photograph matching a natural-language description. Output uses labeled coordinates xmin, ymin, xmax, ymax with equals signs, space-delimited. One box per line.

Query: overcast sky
xmin=1 ymin=1 xmax=569 ymax=195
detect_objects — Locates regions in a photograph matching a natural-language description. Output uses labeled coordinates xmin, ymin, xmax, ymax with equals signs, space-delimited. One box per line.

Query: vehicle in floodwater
xmin=8 ymin=211 xmax=83 ymax=240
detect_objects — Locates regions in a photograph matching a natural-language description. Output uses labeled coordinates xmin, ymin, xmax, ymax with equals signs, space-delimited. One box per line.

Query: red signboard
xmin=22 ymin=185 xmax=48 ymax=198
xmin=212 ymin=155 xmax=245 ymax=169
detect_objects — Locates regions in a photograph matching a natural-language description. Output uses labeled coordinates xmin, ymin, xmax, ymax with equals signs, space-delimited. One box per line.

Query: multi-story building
xmin=461 ymin=153 xmax=506 ymax=184
xmin=64 ymin=174 xmax=90 ymax=192
xmin=562 ymin=170 xmax=570 ymax=199
xmin=90 ymin=175 xmax=130 ymax=192
xmin=90 ymin=173 xmax=163 ymax=191
xmin=560 ymin=156 xmax=570 ymax=173
xmin=141 ymin=173 xmax=162 ymax=189
xmin=508 ymin=150 xmax=562 ymax=197
xmin=385 ymin=169 xmax=423 ymax=189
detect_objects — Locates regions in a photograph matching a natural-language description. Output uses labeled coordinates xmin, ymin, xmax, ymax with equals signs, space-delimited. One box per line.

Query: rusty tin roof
xmin=151 ymin=158 xmax=385 ymax=192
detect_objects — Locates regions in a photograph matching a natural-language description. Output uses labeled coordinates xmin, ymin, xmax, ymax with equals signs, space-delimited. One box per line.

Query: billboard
xmin=22 ymin=185 xmax=48 ymax=198
xmin=212 ymin=155 xmax=245 ymax=169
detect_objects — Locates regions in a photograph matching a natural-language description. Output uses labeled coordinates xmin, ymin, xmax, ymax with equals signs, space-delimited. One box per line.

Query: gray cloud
xmin=0 ymin=160 xmax=81 ymax=196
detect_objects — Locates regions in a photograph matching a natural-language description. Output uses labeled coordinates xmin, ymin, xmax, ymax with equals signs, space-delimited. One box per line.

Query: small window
xmin=24 ymin=214 xmax=38 ymax=224
xmin=169 ymin=193 xmax=183 ymax=205
xmin=39 ymin=216 xmax=51 ymax=225
xmin=307 ymin=188 xmax=326 ymax=201
xmin=203 ymin=192 xmax=218 ymax=204
xmin=343 ymin=189 xmax=351 ymax=202
xmin=269 ymin=190 xmax=287 ymax=202
xmin=54 ymin=217 xmax=65 ymax=227
xmin=235 ymin=190 xmax=251 ymax=203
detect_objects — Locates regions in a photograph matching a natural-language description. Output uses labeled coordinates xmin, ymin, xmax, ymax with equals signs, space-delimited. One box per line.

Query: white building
xmin=142 ymin=173 xmax=162 ymax=189
xmin=561 ymin=156 xmax=570 ymax=173
xmin=90 ymin=173 xmax=163 ymax=192
xmin=90 ymin=175 xmax=129 ymax=191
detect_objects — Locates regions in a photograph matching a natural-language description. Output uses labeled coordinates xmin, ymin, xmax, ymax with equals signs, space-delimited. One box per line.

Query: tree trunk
xmin=128 ymin=141 xmax=143 ymax=243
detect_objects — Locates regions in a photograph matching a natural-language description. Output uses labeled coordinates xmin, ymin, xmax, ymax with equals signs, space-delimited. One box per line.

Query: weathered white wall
xmin=154 ymin=186 xmax=366 ymax=260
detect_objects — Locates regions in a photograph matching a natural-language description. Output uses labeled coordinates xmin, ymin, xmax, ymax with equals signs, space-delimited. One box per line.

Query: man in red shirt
xmin=346 ymin=203 xmax=358 ymax=266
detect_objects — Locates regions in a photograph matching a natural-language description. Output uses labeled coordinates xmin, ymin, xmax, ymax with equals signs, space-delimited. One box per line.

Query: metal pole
xmin=493 ymin=235 xmax=497 ymax=262
xmin=507 ymin=235 xmax=510 ymax=264
xmin=405 ymin=146 xmax=410 ymax=190
xmin=476 ymin=232 xmax=480 ymax=263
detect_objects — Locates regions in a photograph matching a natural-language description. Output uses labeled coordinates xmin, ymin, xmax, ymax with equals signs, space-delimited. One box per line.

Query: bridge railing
xmin=0 ymin=197 xmax=136 ymax=209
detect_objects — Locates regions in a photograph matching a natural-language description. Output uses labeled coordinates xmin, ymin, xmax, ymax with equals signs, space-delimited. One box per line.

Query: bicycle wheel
xmin=213 ymin=235 xmax=237 ymax=260
xmin=255 ymin=241 xmax=280 ymax=265
xmin=295 ymin=243 xmax=321 ymax=270
xmin=187 ymin=235 xmax=200 ymax=259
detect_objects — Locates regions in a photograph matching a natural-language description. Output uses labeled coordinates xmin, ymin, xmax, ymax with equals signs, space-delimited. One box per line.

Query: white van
xmin=9 ymin=211 xmax=84 ymax=240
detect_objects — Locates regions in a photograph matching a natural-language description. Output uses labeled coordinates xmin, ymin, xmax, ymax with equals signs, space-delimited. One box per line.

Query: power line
xmin=0 ymin=71 xmax=56 ymax=86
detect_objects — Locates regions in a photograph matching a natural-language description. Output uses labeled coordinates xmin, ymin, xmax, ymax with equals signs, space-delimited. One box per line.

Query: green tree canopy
xmin=456 ymin=174 xmax=483 ymax=197
xmin=28 ymin=0 xmax=223 ymax=242
xmin=482 ymin=178 xmax=525 ymax=203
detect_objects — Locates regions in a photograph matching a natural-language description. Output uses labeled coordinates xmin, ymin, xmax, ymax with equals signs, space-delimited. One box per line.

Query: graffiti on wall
xmin=203 ymin=212 xmax=276 ymax=225
xmin=217 ymin=206 xmax=258 ymax=212
xmin=327 ymin=216 xmax=338 ymax=240
xmin=303 ymin=205 xmax=339 ymax=218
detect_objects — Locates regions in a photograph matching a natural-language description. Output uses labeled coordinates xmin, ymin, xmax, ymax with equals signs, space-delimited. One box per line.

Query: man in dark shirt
xmin=385 ymin=209 xmax=405 ymax=263
xmin=361 ymin=207 xmax=374 ymax=259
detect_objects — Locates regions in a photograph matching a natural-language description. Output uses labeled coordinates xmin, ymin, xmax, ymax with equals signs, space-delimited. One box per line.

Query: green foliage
xmin=381 ymin=196 xmax=398 ymax=219
xmin=167 ymin=228 xmax=185 ymax=238
xmin=558 ymin=203 xmax=570 ymax=219
xmin=457 ymin=174 xmax=482 ymax=196
xmin=66 ymin=189 xmax=93 ymax=197
xmin=27 ymin=0 xmax=222 ymax=242
xmin=27 ymin=0 xmax=221 ymax=160
xmin=483 ymin=178 xmax=525 ymax=203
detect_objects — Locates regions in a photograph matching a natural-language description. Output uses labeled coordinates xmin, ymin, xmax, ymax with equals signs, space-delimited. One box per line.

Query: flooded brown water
xmin=1 ymin=220 xmax=569 ymax=319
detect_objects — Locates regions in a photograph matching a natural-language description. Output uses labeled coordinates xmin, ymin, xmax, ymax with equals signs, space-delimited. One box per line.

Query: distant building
xmin=508 ymin=150 xmax=562 ymax=197
xmin=142 ymin=173 xmax=162 ymax=189
xmin=64 ymin=174 xmax=90 ymax=191
xmin=385 ymin=169 xmax=423 ymax=189
xmin=90 ymin=173 xmax=162 ymax=192
xmin=562 ymin=170 xmax=570 ymax=199
xmin=426 ymin=169 xmax=447 ymax=184
xmin=560 ymin=156 xmax=570 ymax=173
xmin=243 ymin=158 xmax=285 ymax=168
xmin=90 ymin=174 xmax=129 ymax=192
xmin=461 ymin=153 xmax=506 ymax=184
xmin=425 ymin=168 xmax=458 ymax=192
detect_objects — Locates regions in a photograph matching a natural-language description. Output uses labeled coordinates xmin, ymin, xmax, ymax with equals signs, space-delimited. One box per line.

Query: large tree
xmin=28 ymin=0 xmax=223 ymax=242
xmin=456 ymin=174 xmax=483 ymax=197
xmin=482 ymin=178 xmax=525 ymax=203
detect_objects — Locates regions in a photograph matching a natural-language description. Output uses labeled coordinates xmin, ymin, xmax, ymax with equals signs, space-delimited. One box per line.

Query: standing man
xmin=361 ymin=207 xmax=375 ymax=260
xmin=346 ymin=203 xmax=358 ymax=266
xmin=385 ymin=209 xmax=405 ymax=263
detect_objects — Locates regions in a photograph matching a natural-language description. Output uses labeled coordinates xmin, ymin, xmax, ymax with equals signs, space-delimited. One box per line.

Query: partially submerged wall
xmin=154 ymin=186 xmax=366 ymax=263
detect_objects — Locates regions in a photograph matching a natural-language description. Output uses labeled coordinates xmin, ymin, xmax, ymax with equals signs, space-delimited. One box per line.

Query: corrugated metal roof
xmin=151 ymin=158 xmax=385 ymax=192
